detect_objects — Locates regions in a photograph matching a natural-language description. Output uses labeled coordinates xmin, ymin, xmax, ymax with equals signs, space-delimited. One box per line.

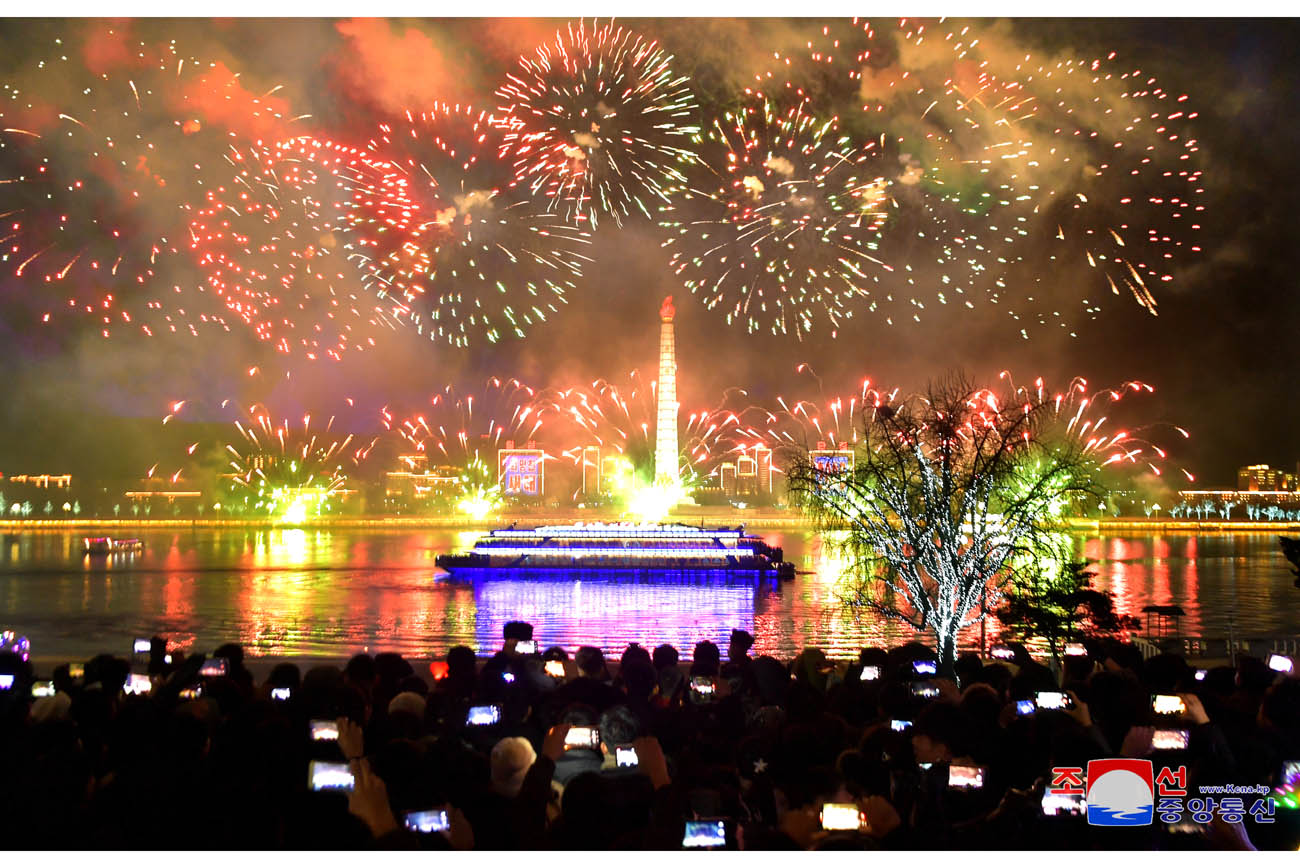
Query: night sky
xmin=0 ymin=17 xmax=1296 ymax=488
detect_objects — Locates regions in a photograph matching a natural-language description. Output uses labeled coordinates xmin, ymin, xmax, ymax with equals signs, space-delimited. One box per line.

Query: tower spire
xmin=654 ymin=296 xmax=679 ymax=488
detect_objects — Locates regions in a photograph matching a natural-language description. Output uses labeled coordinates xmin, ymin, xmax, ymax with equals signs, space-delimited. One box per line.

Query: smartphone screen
xmin=1267 ymin=654 xmax=1294 ymax=674
xmin=682 ymin=820 xmax=726 ymax=849
xmin=912 ymin=660 xmax=937 ymax=676
xmin=310 ymin=720 xmax=340 ymax=741
xmin=271 ymin=687 xmax=291 ymax=701
xmin=31 ymin=681 xmax=56 ymax=698
xmin=544 ymin=659 xmax=565 ymax=678
xmin=502 ymin=671 xmax=516 ymax=683
xmin=1016 ymin=699 xmax=1036 ymax=716
xmin=428 ymin=661 xmax=449 ymax=680
xmin=68 ymin=663 xmax=84 ymax=680
xmin=466 ymin=705 xmax=501 ymax=726
xmin=133 ymin=638 xmax=151 ymax=654
xmin=1041 ymin=792 xmax=1087 ymax=817
xmin=911 ymin=682 xmax=940 ymax=699
xmin=859 ymin=665 xmax=881 ymax=681
xmin=1151 ymin=694 xmax=1186 ymax=715
xmin=199 ymin=658 xmax=229 ymax=677
xmin=948 ymin=765 xmax=986 ymax=789
xmin=1194 ymin=669 xmax=1207 ymax=682
xmin=564 ymin=726 xmax=600 ymax=750
xmin=1064 ymin=643 xmax=1088 ymax=657
xmin=990 ymin=646 xmax=1015 ymax=661
xmin=308 ymin=760 xmax=354 ymax=792
xmin=1036 ymin=691 xmax=1071 ymax=710
xmin=616 ymin=747 xmax=639 ymax=767
xmin=0 ymin=674 xmax=14 ymax=690
xmin=123 ymin=674 xmax=152 ymax=696
xmin=1152 ymin=729 xmax=1190 ymax=750
xmin=690 ymin=676 xmax=716 ymax=696
xmin=515 ymin=640 xmax=537 ymax=654
xmin=179 ymin=686 xmax=203 ymax=700
xmin=819 ymin=803 xmax=863 ymax=831
xmin=890 ymin=719 xmax=912 ymax=732
xmin=403 ymin=810 xmax=449 ymax=833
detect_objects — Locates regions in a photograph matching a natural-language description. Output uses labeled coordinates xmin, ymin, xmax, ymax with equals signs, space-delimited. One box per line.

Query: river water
xmin=0 ymin=528 xmax=1293 ymax=661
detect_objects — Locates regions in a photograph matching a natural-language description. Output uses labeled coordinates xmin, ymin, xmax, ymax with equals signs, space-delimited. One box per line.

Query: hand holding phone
xmin=615 ymin=746 xmax=639 ymax=767
xmin=123 ymin=673 xmax=152 ymax=696
xmin=1152 ymin=728 xmax=1190 ymax=750
xmin=466 ymin=705 xmax=501 ymax=726
xmin=132 ymin=638 xmax=151 ymax=654
xmin=1036 ymin=691 xmax=1073 ymax=711
xmin=859 ymin=665 xmax=880 ymax=681
xmin=948 ymin=765 xmax=986 ymax=789
xmin=819 ymin=802 xmax=865 ymax=831
xmin=912 ymin=660 xmax=937 ymax=676
xmin=31 ymin=681 xmax=56 ymax=698
xmin=310 ymin=719 xmax=339 ymax=741
xmin=564 ymin=726 xmax=600 ymax=751
xmin=271 ymin=687 xmax=291 ymax=701
xmin=308 ymin=760 xmax=354 ymax=792
xmin=199 ymin=657 xmax=229 ymax=677
xmin=515 ymin=640 xmax=537 ymax=654
xmin=544 ymin=659 xmax=565 ymax=678
xmin=403 ymin=809 xmax=449 ymax=833
xmin=1267 ymin=653 xmax=1294 ymax=674
xmin=682 ymin=820 xmax=727 ymax=849
xmin=1151 ymin=694 xmax=1187 ymax=716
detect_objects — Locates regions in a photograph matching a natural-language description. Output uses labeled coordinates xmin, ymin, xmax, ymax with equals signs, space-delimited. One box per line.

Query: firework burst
xmin=497 ymin=18 xmax=700 ymax=229
xmin=351 ymin=103 xmax=592 ymax=348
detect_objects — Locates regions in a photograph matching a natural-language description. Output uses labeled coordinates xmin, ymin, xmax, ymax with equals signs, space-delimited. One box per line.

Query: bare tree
xmin=785 ymin=373 xmax=1107 ymax=676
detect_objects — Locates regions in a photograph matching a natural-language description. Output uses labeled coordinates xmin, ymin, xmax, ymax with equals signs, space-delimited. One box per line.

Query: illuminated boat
xmin=83 ymin=537 xmax=144 ymax=556
xmin=436 ymin=522 xmax=795 ymax=579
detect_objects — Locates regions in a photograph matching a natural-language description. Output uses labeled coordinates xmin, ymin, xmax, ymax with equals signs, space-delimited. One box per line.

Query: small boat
xmin=83 ymin=537 xmax=144 ymax=556
xmin=436 ymin=521 xmax=795 ymax=579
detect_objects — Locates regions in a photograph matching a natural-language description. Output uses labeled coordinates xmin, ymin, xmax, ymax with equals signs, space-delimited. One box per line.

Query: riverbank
xmin=1 ymin=513 xmax=1299 ymax=532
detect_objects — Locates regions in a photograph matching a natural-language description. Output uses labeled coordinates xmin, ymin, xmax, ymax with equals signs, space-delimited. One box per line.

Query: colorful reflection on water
xmin=0 ymin=528 xmax=1293 ymax=660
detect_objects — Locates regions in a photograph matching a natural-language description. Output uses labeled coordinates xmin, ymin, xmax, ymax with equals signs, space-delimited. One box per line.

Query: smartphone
xmin=179 ymin=686 xmax=203 ymax=700
xmin=544 ymin=659 xmax=566 ymax=678
xmin=912 ymin=660 xmax=937 ymax=676
xmin=1152 ymin=728 xmax=1190 ymax=750
xmin=1267 ymin=653 xmax=1294 ymax=674
xmin=1064 ymin=643 xmax=1088 ymax=657
xmin=1041 ymin=791 xmax=1087 ymax=817
xmin=502 ymin=671 xmax=516 ymax=684
xmin=859 ymin=665 xmax=881 ymax=681
xmin=0 ymin=674 xmax=14 ymax=690
xmin=911 ymin=682 xmax=940 ymax=699
xmin=31 ymin=680 xmax=56 ymax=698
xmin=1194 ymin=669 xmax=1207 ymax=682
xmin=1151 ymin=694 xmax=1186 ymax=715
xmin=308 ymin=760 xmax=354 ymax=792
xmin=1015 ymin=699 xmax=1036 ymax=716
xmin=990 ymin=646 xmax=1015 ymax=661
xmin=819 ymin=803 xmax=864 ymax=831
xmin=616 ymin=746 xmax=639 ymax=768
xmin=890 ymin=719 xmax=912 ymax=732
xmin=68 ymin=663 xmax=85 ymax=680
xmin=310 ymin=720 xmax=340 ymax=741
xmin=1036 ymin=691 xmax=1073 ymax=711
xmin=428 ymin=661 xmax=449 ymax=680
xmin=690 ymin=676 xmax=716 ymax=696
xmin=199 ymin=657 xmax=229 ymax=677
xmin=403 ymin=809 xmax=449 ymax=834
xmin=948 ymin=765 xmax=986 ymax=789
xmin=516 ymin=640 xmax=537 ymax=654
xmin=564 ymin=726 xmax=600 ymax=751
xmin=682 ymin=820 xmax=726 ymax=849
xmin=133 ymin=638 xmax=151 ymax=654
xmin=271 ymin=687 xmax=291 ymax=701
xmin=466 ymin=705 xmax=501 ymax=726
xmin=123 ymin=673 xmax=152 ymax=696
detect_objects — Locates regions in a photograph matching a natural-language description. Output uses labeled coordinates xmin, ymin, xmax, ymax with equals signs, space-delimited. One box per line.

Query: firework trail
xmin=742 ymin=18 xmax=1204 ymax=338
xmin=497 ymin=18 xmax=700 ymax=229
xmin=352 ymin=103 xmax=592 ymax=348
xmin=0 ymin=28 xmax=303 ymax=339
xmin=733 ymin=364 xmax=893 ymax=460
xmin=188 ymin=136 xmax=406 ymax=361
xmin=661 ymin=93 xmax=906 ymax=339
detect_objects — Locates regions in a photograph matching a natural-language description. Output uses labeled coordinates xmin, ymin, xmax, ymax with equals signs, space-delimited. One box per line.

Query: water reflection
xmin=0 ymin=528 xmax=1293 ymax=660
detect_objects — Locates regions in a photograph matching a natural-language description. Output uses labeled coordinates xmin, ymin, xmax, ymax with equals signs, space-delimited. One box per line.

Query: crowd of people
xmin=0 ymin=624 xmax=1296 ymax=850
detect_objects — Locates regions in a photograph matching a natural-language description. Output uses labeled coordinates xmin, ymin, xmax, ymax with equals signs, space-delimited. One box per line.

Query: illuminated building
xmin=125 ymin=475 xmax=201 ymax=505
xmin=385 ymin=454 xmax=461 ymax=501
xmin=654 ymin=295 xmax=679 ymax=487
xmin=735 ymin=445 xmax=772 ymax=497
xmin=498 ymin=442 xmax=545 ymax=496
xmin=4 ymin=473 xmax=72 ymax=489
xmin=1237 ymin=464 xmax=1295 ymax=492
xmin=719 ymin=463 xmax=737 ymax=497
xmin=810 ymin=444 xmax=855 ymax=476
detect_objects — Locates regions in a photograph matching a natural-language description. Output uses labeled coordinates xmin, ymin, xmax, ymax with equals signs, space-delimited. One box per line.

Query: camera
xmin=1152 ymin=728 xmax=1190 ymax=750
xmin=308 ymin=760 xmax=354 ymax=792
xmin=912 ymin=660 xmax=937 ymax=676
xmin=515 ymin=640 xmax=537 ymax=654
xmin=1041 ymin=792 xmax=1087 ymax=817
xmin=31 ymin=680 xmax=56 ymax=698
xmin=1267 ymin=653 xmax=1294 ymax=674
xmin=403 ymin=810 xmax=449 ymax=833
xmin=271 ymin=687 xmax=291 ymax=701
xmin=890 ymin=719 xmax=912 ymax=732
xmin=1015 ymin=699 xmax=1036 ymax=716
xmin=310 ymin=720 xmax=339 ymax=742
xmin=199 ymin=657 xmax=229 ymax=677
xmin=466 ymin=705 xmax=501 ymax=726
xmin=859 ymin=665 xmax=881 ymax=681
xmin=1151 ymin=694 xmax=1186 ymax=715
xmin=123 ymin=674 xmax=152 ymax=696
xmin=1035 ymin=691 xmax=1073 ymax=711
xmin=682 ymin=820 xmax=726 ymax=849
xmin=616 ymin=747 xmax=639 ymax=768
xmin=564 ymin=726 xmax=600 ymax=751
xmin=819 ymin=803 xmax=864 ymax=831
xmin=544 ymin=659 xmax=566 ymax=678
xmin=948 ymin=765 xmax=986 ymax=789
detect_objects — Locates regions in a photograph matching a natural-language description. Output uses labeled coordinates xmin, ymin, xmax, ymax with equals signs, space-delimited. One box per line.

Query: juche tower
xmin=653 ymin=296 xmax=679 ymax=487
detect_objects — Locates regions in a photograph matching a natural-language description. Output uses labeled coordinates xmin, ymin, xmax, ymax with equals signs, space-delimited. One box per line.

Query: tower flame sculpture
xmin=654 ymin=296 xmax=680 ymax=487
